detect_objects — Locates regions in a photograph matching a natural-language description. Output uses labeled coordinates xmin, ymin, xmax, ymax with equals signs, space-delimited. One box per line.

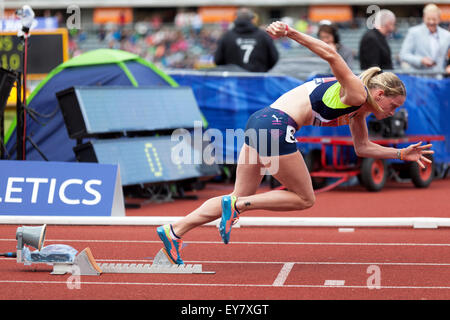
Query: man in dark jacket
xmin=359 ymin=9 xmax=396 ymax=70
xmin=214 ymin=8 xmax=279 ymax=72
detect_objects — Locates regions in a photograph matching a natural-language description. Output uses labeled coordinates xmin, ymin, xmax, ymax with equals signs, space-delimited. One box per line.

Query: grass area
xmin=3 ymin=109 xmax=15 ymax=137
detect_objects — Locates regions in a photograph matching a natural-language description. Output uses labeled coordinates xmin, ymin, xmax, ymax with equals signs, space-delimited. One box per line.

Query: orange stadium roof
xmin=438 ymin=4 xmax=450 ymax=22
xmin=308 ymin=5 xmax=353 ymax=23
xmin=198 ymin=6 xmax=237 ymax=24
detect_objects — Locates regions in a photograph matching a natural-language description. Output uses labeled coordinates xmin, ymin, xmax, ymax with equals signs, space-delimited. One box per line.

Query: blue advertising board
xmin=0 ymin=160 xmax=125 ymax=217
xmin=0 ymin=17 xmax=58 ymax=32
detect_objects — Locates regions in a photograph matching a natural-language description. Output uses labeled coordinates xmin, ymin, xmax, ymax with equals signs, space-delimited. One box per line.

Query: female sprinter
xmin=157 ymin=21 xmax=434 ymax=264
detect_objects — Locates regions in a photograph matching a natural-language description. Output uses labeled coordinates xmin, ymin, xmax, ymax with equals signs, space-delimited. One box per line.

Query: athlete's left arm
xmin=349 ymin=113 xmax=434 ymax=168
xmin=266 ymin=21 xmax=366 ymax=106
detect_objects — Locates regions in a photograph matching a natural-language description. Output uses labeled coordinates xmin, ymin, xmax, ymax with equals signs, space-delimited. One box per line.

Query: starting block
xmin=51 ymin=248 xmax=214 ymax=275
xmin=51 ymin=247 xmax=102 ymax=275
xmin=14 ymin=225 xmax=214 ymax=275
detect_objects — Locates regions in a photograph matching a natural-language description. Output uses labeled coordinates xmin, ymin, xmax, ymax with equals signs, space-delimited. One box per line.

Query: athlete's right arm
xmin=349 ymin=112 xmax=433 ymax=168
xmin=266 ymin=21 xmax=366 ymax=106
xmin=349 ymin=112 xmax=399 ymax=159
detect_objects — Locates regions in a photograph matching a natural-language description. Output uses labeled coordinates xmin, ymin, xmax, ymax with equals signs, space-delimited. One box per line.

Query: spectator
xmin=359 ymin=9 xmax=396 ymax=70
xmin=214 ymin=8 xmax=279 ymax=72
xmin=399 ymin=4 xmax=450 ymax=72
xmin=318 ymin=23 xmax=354 ymax=69
xmin=447 ymin=48 xmax=450 ymax=74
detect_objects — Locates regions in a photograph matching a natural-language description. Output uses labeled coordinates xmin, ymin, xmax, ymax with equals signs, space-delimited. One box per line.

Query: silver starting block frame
xmin=14 ymin=225 xmax=214 ymax=275
xmin=51 ymin=247 xmax=102 ymax=275
xmin=50 ymin=248 xmax=215 ymax=275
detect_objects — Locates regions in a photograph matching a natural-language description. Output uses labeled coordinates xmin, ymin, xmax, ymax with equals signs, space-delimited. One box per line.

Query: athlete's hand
xmin=266 ymin=21 xmax=289 ymax=39
xmin=401 ymin=142 xmax=434 ymax=169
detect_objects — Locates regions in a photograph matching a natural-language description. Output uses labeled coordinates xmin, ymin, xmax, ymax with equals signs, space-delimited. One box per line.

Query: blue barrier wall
xmin=170 ymin=73 xmax=449 ymax=164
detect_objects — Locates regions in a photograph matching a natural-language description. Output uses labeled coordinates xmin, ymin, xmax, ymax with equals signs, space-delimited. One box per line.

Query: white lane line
xmin=105 ymin=260 xmax=450 ymax=266
xmin=324 ymin=280 xmax=345 ymax=286
xmin=272 ymin=262 xmax=295 ymax=286
xmin=3 ymin=258 xmax=450 ymax=266
xmin=1 ymin=279 xmax=450 ymax=290
xmin=1 ymin=238 xmax=450 ymax=247
xmin=339 ymin=228 xmax=355 ymax=233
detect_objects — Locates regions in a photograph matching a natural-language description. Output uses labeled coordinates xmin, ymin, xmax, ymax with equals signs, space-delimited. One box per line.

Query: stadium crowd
xmin=69 ymin=17 xmax=226 ymax=69
xmin=66 ymin=6 xmax=449 ymax=74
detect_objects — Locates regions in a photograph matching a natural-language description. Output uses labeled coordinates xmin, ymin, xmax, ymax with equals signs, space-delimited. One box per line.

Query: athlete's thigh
xmin=261 ymin=150 xmax=314 ymax=198
xmin=232 ymin=144 xmax=265 ymax=197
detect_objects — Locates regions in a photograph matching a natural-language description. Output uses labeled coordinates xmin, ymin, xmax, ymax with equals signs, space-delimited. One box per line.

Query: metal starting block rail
xmin=14 ymin=225 xmax=214 ymax=275
xmin=99 ymin=262 xmax=205 ymax=274
xmin=50 ymin=248 xmax=214 ymax=275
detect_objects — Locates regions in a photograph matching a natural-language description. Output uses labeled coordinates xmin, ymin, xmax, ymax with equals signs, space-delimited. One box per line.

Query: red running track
xmin=126 ymin=178 xmax=450 ymax=218
xmin=0 ymin=178 xmax=449 ymax=300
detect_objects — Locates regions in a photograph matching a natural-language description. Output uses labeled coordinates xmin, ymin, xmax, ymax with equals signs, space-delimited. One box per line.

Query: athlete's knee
xmin=230 ymin=189 xmax=257 ymax=198
xmin=305 ymin=193 xmax=316 ymax=208
xmin=296 ymin=192 xmax=315 ymax=209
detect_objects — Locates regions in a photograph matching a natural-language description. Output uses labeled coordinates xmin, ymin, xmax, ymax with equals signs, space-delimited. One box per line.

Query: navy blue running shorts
xmin=244 ymin=106 xmax=299 ymax=157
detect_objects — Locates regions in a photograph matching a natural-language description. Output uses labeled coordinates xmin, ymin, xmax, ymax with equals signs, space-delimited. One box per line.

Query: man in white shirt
xmin=400 ymin=4 xmax=450 ymax=72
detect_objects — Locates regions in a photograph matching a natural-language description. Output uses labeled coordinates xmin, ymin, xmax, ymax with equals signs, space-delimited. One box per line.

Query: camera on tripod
xmin=0 ymin=5 xmax=37 ymax=160
xmin=368 ymin=108 xmax=408 ymax=138
xmin=15 ymin=5 xmax=35 ymax=36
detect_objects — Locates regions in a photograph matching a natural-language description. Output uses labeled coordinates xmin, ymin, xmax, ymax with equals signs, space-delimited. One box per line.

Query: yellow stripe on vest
xmin=322 ymin=82 xmax=352 ymax=110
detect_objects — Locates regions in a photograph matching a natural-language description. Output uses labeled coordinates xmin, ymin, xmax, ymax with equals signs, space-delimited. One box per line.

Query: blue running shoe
xmin=219 ymin=195 xmax=240 ymax=244
xmin=156 ymin=224 xmax=184 ymax=264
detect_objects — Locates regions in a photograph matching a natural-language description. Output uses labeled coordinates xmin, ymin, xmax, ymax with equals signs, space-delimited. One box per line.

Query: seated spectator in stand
xmin=399 ymin=4 xmax=450 ymax=72
xmin=214 ymin=8 xmax=279 ymax=72
xmin=318 ymin=22 xmax=354 ymax=69
xmin=447 ymin=49 xmax=450 ymax=74
xmin=359 ymin=9 xmax=396 ymax=70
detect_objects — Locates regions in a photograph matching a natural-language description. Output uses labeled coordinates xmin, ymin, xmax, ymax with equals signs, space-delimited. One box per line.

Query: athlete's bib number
xmin=285 ymin=125 xmax=296 ymax=143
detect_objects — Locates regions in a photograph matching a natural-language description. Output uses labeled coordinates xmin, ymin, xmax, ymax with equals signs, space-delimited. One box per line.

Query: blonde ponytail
xmin=359 ymin=67 xmax=406 ymax=113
